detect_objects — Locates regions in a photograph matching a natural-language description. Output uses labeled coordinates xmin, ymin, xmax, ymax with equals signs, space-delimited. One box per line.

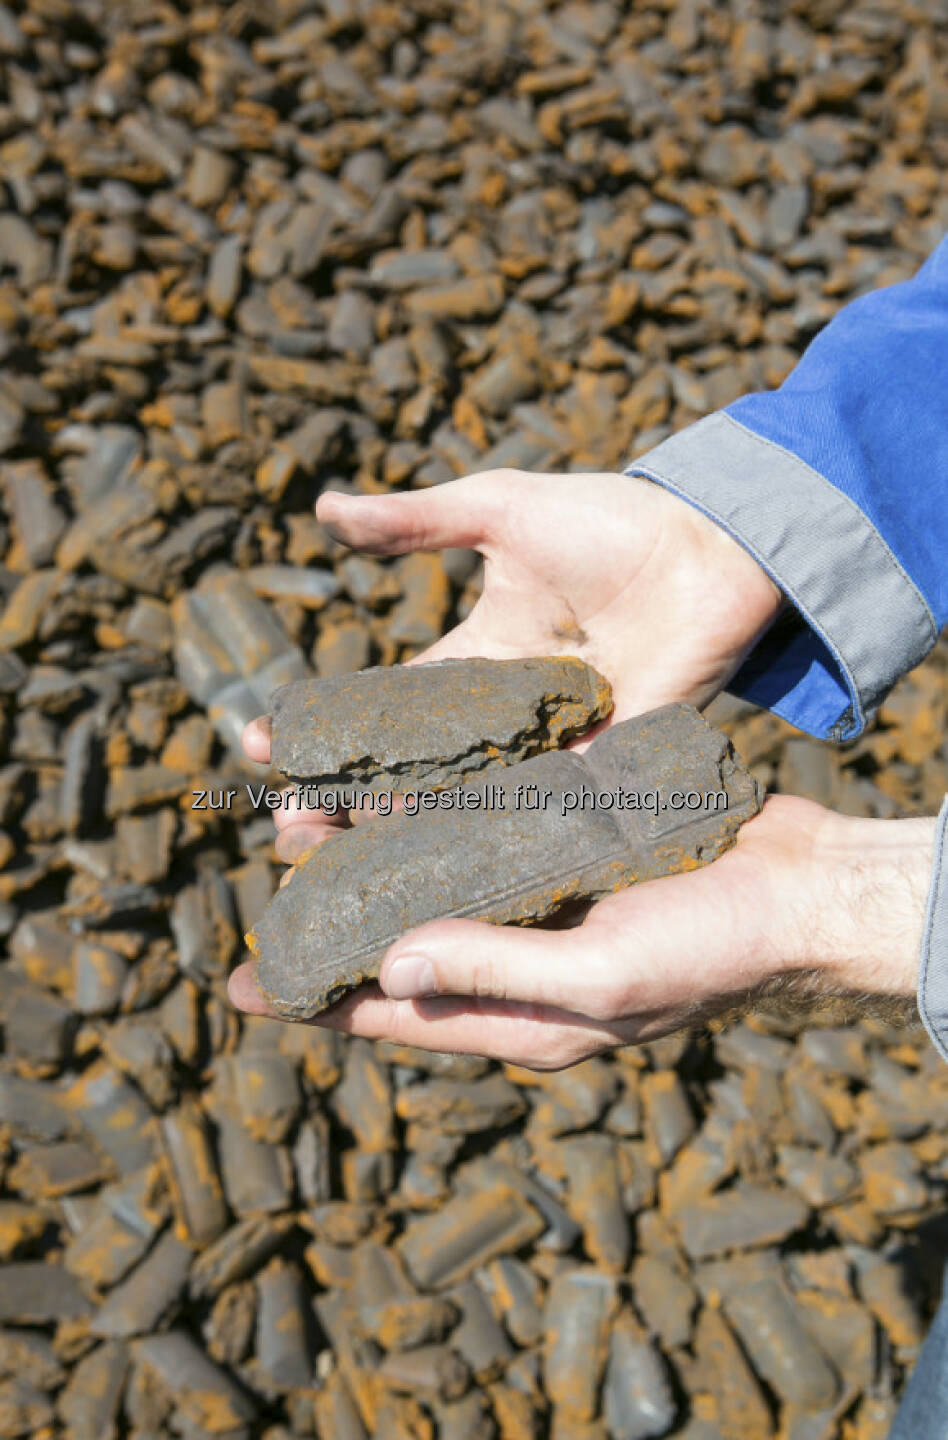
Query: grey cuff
xmin=625 ymin=412 xmax=937 ymax=738
xmin=918 ymin=796 xmax=948 ymax=1065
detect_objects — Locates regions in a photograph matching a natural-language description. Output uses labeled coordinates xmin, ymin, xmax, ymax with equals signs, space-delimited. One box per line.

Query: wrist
xmin=686 ymin=501 xmax=785 ymax=627
xmin=786 ymin=806 xmax=937 ymax=997
xmin=653 ymin=478 xmax=785 ymax=628
xmin=643 ymin=481 xmax=786 ymax=706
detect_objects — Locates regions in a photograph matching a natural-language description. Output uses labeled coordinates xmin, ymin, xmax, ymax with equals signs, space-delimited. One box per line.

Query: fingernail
xmin=385 ymin=954 xmax=436 ymax=999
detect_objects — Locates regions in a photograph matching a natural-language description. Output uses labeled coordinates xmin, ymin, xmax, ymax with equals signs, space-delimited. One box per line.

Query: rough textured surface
xmin=252 ymin=703 xmax=762 ymax=1017
xmin=270 ymin=655 xmax=613 ymax=791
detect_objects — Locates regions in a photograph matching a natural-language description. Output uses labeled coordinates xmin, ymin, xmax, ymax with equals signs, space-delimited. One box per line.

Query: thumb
xmin=378 ymin=916 xmax=621 ymax=1017
xmin=316 ymin=477 xmax=495 ymax=555
xmin=377 ymin=843 xmax=775 ymax=1019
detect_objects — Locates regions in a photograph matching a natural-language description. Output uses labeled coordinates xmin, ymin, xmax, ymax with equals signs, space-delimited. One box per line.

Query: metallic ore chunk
xmin=459 ymin=1158 xmax=581 ymax=1252
xmin=543 ymin=1268 xmax=618 ymax=1422
xmin=158 ymin=1101 xmax=228 ymax=1248
xmin=205 ymin=1282 xmax=256 ymax=1369
xmin=449 ymin=1279 xmax=514 ymax=1382
xmin=61 ymin=1063 xmax=155 ymax=1175
xmin=64 ymin=1201 xmax=156 ymax=1290
xmin=73 ymin=940 xmax=129 ymax=1016
xmin=354 ymin=1244 xmax=456 ymax=1351
xmin=214 ymin=1109 xmax=294 ymax=1216
xmin=7 ymin=1140 xmax=112 ymax=1200
xmin=692 ymin=1304 xmax=772 ymax=1439
xmin=602 ymin=1311 xmax=677 ymax=1440
xmin=0 ymin=1262 xmax=93 ymax=1323
xmin=332 ymin=1039 xmax=395 ymax=1152
xmin=723 ymin=1275 xmax=839 ymax=1410
xmin=91 ymin=1229 xmax=192 ymax=1338
xmin=58 ymin=1340 xmax=129 ymax=1440
xmin=642 ymin=1071 xmax=697 ymax=1165
xmin=395 ymin=1074 xmax=526 ymax=1135
xmin=269 ymin=654 xmax=613 ymax=791
xmin=220 ymin=1052 xmax=302 ymax=1145
xmin=254 ymin=1259 xmax=314 ymax=1391
xmin=252 ymin=703 xmax=761 ymax=1018
xmin=189 ymin=1216 xmax=296 ymax=1301
xmin=377 ymin=1343 xmax=471 ymax=1402
xmin=399 ymin=1189 xmax=545 ymax=1290
xmin=676 ymin=1182 xmax=809 ymax=1260
xmin=0 ymin=1073 xmax=74 ymax=1142
xmin=0 ymin=1331 xmax=64 ymax=1391
xmin=312 ymin=1374 xmax=368 ymax=1440
xmin=0 ymin=1377 xmax=53 ymax=1435
xmin=557 ymin=1134 xmax=629 ymax=1273
xmin=134 ymin=1330 xmax=257 ymax=1431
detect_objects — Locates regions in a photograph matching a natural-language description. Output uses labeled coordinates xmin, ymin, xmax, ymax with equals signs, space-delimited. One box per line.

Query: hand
xmin=228 ymin=798 xmax=935 ymax=1069
xmin=242 ymin=467 xmax=783 ymax=862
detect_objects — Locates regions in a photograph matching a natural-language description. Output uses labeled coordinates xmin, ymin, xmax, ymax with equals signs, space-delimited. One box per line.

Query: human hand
xmin=228 ymin=798 xmax=935 ymax=1069
xmin=243 ymin=467 xmax=782 ymax=861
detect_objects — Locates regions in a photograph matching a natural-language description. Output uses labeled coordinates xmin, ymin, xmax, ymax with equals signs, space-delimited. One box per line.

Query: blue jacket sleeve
xmin=624 ymin=234 xmax=948 ymax=743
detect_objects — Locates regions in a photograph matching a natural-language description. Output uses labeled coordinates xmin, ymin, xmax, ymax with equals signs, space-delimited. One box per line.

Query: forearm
xmin=786 ymin=809 xmax=937 ymax=1000
xmin=703 ymin=796 xmax=948 ymax=1057
xmin=662 ymin=796 xmax=938 ymax=1027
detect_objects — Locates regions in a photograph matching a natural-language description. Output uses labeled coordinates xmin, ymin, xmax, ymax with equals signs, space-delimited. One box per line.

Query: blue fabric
xmin=889 ymin=1262 xmax=948 ymax=1439
xmin=724 ymin=235 xmax=948 ymax=739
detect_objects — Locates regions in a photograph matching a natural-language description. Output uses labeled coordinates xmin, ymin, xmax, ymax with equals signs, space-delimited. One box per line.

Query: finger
xmin=274 ymin=789 xmax=397 ymax=832
xmin=377 ymin=835 xmax=771 ymax=1018
xmin=561 ymin=711 xmax=613 ymax=752
xmin=242 ymin=716 xmax=271 ymax=764
xmin=271 ymin=787 xmax=307 ymax=832
xmin=378 ymin=916 xmax=621 ymax=1016
xmin=271 ymin=786 xmax=347 ymax=834
xmin=226 ymin=960 xmax=616 ymax=1065
xmin=347 ymin=792 xmax=405 ymax=826
xmin=275 ymin=820 xmax=345 ymax=863
xmin=316 ymin=480 xmax=494 ymax=555
xmin=228 ymin=961 xmax=280 ymax=1016
xmin=308 ymin=988 xmax=627 ymax=1068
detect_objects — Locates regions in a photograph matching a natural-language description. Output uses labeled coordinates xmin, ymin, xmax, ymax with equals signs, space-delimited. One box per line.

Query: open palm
xmin=243 ymin=469 xmax=781 ymax=863
xmin=316 ymin=469 xmax=779 ymax=720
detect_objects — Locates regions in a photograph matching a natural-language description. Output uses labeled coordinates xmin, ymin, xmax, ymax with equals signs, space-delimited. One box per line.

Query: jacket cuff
xmin=624 ymin=412 xmax=937 ymax=741
xmin=918 ymin=796 xmax=948 ymax=1066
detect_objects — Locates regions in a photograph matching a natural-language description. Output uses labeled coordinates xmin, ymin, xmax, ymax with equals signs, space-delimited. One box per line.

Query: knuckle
xmin=468 ymin=954 xmax=505 ymax=999
xmin=385 ymin=1006 xmax=414 ymax=1046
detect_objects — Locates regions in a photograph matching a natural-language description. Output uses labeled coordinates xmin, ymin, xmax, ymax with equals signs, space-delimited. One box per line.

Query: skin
xmin=228 ymin=470 xmax=937 ymax=1070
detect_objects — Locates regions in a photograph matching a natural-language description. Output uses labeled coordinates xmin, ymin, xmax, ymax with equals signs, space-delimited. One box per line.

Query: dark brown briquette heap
xmin=0 ymin=0 xmax=946 ymax=1434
